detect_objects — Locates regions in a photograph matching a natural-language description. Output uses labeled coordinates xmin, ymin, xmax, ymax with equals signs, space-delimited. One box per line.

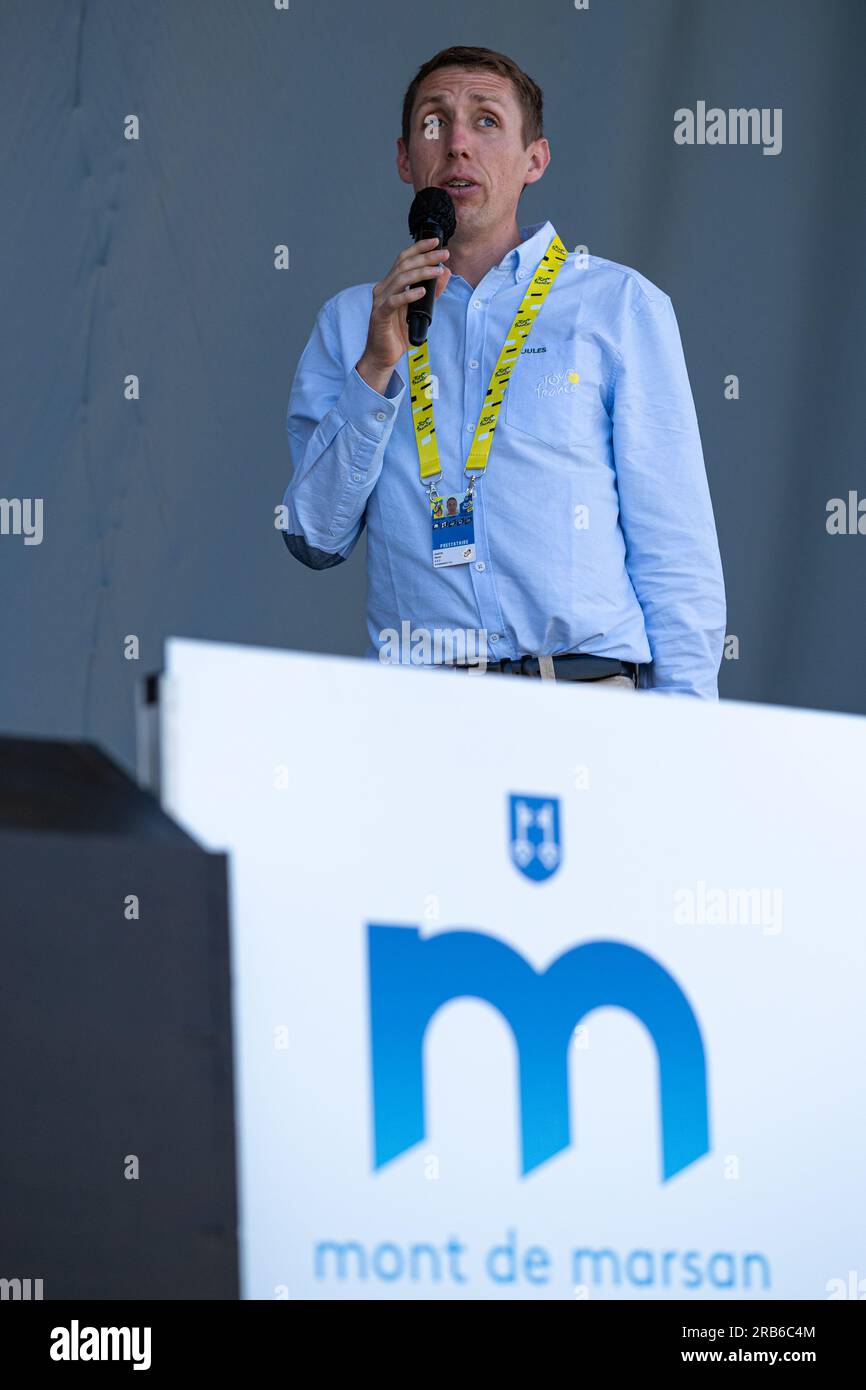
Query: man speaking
xmin=281 ymin=46 xmax=726 ymax=696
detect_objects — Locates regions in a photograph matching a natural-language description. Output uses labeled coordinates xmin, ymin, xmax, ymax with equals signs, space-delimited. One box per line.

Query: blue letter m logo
xmin=368 ymin=927 xmax=709 ymax=1182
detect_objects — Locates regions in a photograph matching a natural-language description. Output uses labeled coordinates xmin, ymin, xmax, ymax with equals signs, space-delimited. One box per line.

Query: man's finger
xmin=390 ymin=245 xmax=449 ymax=278
xmin=381 ymin=264 xmax=446 ymax=302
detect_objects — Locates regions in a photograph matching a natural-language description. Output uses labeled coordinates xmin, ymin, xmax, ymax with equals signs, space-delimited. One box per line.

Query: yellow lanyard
xmin=408 ymin=234 xmax=569 ymax=491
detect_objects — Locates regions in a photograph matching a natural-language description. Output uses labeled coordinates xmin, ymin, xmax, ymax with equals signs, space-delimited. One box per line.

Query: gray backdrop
xmin=2 ymin=0 xmax=864 ymax=777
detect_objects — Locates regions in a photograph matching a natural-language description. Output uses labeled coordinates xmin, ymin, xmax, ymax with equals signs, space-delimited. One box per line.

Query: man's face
xmin=397 ymin=67 xmax=549 ymax=238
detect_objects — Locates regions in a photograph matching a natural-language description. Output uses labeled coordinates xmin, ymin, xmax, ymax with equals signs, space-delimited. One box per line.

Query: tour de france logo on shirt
xmin=533 ymin=368 xmax=581 ymax=399
xmin=430 ymin=489 xmax=476 ymax=568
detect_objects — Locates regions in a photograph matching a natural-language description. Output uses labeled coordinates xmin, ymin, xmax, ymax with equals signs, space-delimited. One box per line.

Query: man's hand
xmin=355 ymin=238 xmax=451 ymax=394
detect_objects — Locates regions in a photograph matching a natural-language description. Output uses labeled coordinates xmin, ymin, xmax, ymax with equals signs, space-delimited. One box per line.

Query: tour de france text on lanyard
xmin=407 ymin=234 xmax=569 ymax=569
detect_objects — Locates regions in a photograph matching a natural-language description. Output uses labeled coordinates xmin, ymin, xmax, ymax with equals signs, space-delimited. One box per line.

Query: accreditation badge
xmin=430 ymin=488 xmax=476 ymax=568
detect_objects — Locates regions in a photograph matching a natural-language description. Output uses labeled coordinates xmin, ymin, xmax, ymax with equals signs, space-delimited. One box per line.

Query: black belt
xmin=451 ymin=653 xmax=638 ymax=683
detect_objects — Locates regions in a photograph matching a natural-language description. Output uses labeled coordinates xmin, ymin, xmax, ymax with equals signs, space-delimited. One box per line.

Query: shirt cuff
xmin=338 ymin=365 xmax=406 ymax=440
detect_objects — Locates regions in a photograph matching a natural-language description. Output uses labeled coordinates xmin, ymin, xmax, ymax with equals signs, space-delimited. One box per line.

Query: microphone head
xmin=408 ymin=186 xmax=457 ymax=246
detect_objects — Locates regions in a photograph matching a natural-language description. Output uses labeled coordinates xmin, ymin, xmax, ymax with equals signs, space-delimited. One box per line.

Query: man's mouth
xmin=439 ymin=178 xmax=479 ymax=197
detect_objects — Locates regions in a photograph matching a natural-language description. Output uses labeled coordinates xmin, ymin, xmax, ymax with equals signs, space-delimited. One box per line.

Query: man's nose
xmin=446 ymin=119 xmax=474 ymax=158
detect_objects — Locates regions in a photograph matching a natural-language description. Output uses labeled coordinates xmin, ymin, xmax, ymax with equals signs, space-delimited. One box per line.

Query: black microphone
xmin=406 ymin=187 xmax=457 ymax=347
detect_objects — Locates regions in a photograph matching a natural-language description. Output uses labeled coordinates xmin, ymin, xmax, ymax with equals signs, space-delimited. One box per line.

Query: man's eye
xmin=421 ymin=114 xmax=498 ymax=129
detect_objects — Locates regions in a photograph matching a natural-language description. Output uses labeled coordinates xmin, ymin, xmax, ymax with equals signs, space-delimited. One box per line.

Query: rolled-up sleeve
xmin=611 ymin=290 xmax=727 ymax=697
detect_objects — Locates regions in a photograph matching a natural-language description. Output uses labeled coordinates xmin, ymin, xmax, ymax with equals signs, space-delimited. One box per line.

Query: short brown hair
xmin=401 ymin=46 xmax=544 ymax=150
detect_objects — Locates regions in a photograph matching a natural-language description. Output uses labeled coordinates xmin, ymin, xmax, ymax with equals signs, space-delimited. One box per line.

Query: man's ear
xmin=396 ymin=137 xmax=413 ymax=186
xmin=523 ymin=137 xmax=551 ymax=188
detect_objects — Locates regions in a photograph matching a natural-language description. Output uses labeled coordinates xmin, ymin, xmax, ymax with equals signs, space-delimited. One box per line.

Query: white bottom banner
xmin=161 ymin=639 xmax=866 ymax=1300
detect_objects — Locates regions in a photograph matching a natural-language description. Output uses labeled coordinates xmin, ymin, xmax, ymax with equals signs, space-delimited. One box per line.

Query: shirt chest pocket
xmin=503 ymin=350 xmax=606 ymax=450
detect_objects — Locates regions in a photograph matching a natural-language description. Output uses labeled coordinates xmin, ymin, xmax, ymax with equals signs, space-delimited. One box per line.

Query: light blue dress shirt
xmin=282 ymin=219 xmax=726 ymax=696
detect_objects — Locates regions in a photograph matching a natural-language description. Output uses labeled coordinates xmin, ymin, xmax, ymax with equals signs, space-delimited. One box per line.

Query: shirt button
xmin=469 ymin=359 xmax=479 ymax=369
xmin=352 ymin=473 xmax=362 ymax=482
xmin=474 ymin=561 xmax=486 ymax=572
xmin=472 ymin=299 xmax=482 ymax=309
xmin=374 ymin=410 xmax=386 ymax=421
xmin=517 ymin=269 xmax=527 ymax=280
xmin=490 ymin=633 xmax=500 ymax=642
xmin=465 ymin=423 xmax=474 ymax=433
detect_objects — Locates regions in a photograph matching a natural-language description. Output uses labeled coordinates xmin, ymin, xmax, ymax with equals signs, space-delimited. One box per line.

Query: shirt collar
xmin=501 ymin=218 xmax=558 ymax=278
xmin=444 ymin=218 xmax=559 ymax=296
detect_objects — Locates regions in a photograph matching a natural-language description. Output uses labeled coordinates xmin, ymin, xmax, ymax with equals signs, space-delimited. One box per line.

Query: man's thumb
xmin=434 ymin=266 xmax=452 ymax=299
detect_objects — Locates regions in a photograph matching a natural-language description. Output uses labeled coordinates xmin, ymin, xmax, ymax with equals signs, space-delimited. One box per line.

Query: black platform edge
xmin=0 ymin=734 xmax=201 ymax=845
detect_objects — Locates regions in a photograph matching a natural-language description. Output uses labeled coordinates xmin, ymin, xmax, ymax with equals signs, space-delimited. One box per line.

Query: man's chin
xmin=450 ymin=204 xmax=487 ymax=236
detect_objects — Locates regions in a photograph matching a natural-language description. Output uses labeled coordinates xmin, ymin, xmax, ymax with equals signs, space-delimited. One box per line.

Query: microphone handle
xmin=407 ymin=219 xmax=446 ymax=347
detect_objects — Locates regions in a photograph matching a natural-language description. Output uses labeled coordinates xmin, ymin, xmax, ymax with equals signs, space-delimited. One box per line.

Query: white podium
xmin=161 ymin=638 xmax=865 ymax=1301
